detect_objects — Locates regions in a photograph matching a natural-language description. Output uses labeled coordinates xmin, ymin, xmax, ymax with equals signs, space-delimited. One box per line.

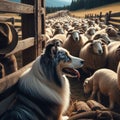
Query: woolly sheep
xmin=63 ymin=29 xmax=88 ymax=57
xmin=46 ymin=34 xmax=67 ymax=46
xmin=106 ymin=26 xmax=120 ymax=41
xmin=79 ymin=40 xmax=108 ymax=74
xmin=107 ymin=41 xmax=120 ymax=72
xmin=91 ymin=32 xmax=111 ymax=45
xmin=83 ymin=62 xmax=120 ymax=109
xmin=85 ymin=26 xmax=96 ymax=40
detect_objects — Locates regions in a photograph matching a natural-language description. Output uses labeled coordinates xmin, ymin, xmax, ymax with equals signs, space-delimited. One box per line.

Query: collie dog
xmin=1 ymin=43 xmax=84 ymax=120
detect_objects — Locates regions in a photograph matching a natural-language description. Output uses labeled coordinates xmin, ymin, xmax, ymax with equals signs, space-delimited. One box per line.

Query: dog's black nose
xmin=81 ymin=60 xmax=84 ymax=64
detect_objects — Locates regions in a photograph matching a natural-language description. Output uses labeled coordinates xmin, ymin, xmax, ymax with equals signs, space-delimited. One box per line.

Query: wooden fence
xmin=0 ymin=0 xmax=46 ymax=115
xmin=85 ymin=11 xmax=120 ymax=30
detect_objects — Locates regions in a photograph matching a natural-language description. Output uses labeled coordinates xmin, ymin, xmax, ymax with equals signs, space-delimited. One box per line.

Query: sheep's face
xmin=87 ymin=28 xmax=96 ymax=35
xmin=83 ymin=80 xmax=92 ymax=94
xmin=72 ymin=31 xmax=80 ymax=41
xmin=91 ymin=40 xmax=104 ymax=55
xmin=101 ymin=33 xmax=111 ymax=44
xmin=106 ymin=27 xmax=118 ymax=37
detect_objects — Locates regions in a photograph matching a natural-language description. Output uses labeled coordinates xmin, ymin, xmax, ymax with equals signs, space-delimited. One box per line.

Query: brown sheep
xmin=83 ymin=61 xmax=120 ymax=110
xmin=63 ymin=29 xmax=88 ymax=57
xmin=107 ymin=41 xmax=120 ymax=72
xmin=79 ymin=40 xmax=108 ymax=74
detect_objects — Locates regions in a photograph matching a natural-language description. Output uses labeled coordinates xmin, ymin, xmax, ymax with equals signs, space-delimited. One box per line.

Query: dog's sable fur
xmin=1 ymin=44 xmax=84 ymax=120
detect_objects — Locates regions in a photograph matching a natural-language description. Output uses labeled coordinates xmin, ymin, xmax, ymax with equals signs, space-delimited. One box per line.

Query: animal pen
xmin=0 ymin=0 xmax=120 ymax=119
xmin=0 ymin=0 xmax=46 ymax=115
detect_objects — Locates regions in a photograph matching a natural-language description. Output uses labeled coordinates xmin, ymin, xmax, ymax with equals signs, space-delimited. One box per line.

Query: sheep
xmin=91 ymin=32 xmax=111 ymax=45
xmin=92 ymin=26 xmax=120 ymax=42
xmin=63 ymin=29 xmax=88 ymax=57
xmin=107 ymin=41 xmax=120 ymax=72
xmin=83 ymin=61 xmax=120 ymax=110
xmin=85 ymin=26 xmax=96 ymax=40
xmin=53 ymin=25 xmax=64 ymax=36
xmin=105 ymin=26 xmax=120 ymax=41
xmin=46 ymin=27 xmax=53 ymax=38
xmin=79 ymin=40 xmax=108 ymax=75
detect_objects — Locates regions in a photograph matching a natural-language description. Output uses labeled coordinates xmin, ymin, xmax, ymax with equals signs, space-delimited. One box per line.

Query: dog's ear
xmin=51 ymin=42 xmax=58 ymax=58
xmin=44 ymin=44 xmax=54 ymax=58
xmin=45 ymin=42 xmax=58 ymax=58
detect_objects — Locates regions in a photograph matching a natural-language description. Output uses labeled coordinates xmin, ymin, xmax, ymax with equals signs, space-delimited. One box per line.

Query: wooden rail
xmin=85 ymin=11 xmax=120 ymax=30
xmin=0 ymin=0 xmax=46 ymax=115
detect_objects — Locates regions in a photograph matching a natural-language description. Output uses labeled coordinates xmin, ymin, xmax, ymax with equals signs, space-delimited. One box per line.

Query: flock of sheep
xmin=45 ymin=14 xmax=120 ymax=111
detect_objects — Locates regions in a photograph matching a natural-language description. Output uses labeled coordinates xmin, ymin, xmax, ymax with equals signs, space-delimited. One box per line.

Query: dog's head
xmin=41 ymin=43 xmax=84 ymax=82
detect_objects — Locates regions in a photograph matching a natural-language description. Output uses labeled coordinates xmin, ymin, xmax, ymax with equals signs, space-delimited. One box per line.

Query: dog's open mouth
xmin=62 ymin=68 xmax=80 ymax=78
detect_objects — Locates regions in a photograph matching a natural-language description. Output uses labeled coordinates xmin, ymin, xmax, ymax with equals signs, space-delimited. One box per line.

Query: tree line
xmin=46 ymin=0 xmax=119 ymax=14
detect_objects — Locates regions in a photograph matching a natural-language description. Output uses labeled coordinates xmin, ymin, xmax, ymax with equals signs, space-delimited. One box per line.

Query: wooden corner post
xmin=34 ymin=0 xmax=45 ymax=56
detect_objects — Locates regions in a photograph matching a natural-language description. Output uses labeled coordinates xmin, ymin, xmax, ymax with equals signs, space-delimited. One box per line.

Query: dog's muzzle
xmin=62 ymin=67 xmax=80 ymax=78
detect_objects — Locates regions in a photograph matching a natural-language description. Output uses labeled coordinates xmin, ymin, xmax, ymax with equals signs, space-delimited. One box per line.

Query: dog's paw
xmin=62 ymin=116 xmax=69 ymax=120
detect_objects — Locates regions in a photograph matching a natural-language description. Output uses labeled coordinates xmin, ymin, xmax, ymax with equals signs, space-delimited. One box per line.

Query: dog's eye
xmin=56 ymin=52 xmax=71 ymax=62
xmin=63 ymin=53 xmax=71 ymax=62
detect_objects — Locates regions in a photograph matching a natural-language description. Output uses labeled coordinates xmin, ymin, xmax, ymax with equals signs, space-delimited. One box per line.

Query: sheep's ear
xmin=79 ymin=29 xmax=84 ymax=34
xmin=67 ymin=29 xmax=73 ymax=37
xmin=100 ymin=39 xmax=106 ymax=45
xmin=94 ymin=34 xmax=101 ymax=39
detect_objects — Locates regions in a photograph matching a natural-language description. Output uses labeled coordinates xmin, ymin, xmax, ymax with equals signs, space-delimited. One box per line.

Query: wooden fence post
xmin=99 ymin=12 xmax=102 ymax=21
xmin=34 ymin=0 xmax=45 ymax=56
xmin=105 ymin=11 xmax=111 ymax=25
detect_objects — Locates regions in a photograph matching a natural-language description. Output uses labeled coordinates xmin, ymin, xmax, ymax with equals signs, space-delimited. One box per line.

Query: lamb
xmin=83 ymin=61 xmax=120 ymax=109
xmin=79 ymin=40 xmax=108 ymax=74
xmin=63 ymin=29 xmax=88 ymax=57
xmin=107 ymin=41 xmax=120 ymax=72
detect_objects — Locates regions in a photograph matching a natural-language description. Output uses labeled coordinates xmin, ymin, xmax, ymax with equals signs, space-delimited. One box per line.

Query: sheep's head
xmin=67 ymin=30 xmax=80 ymax=41
xmin=87 ymin=27 xmax=96 ymax=36
xmin=106 ymin=27 xmax=118 ymax=37
xmin=91 ymin=40 xmax=105 ymax=55
xmin=83 ymin=78 xmax=92 ymax=96
xmin=93 ymin=33 xmax=111 ymax=45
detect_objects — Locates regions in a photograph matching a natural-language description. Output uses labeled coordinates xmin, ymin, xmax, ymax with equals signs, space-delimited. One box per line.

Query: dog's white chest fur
xmin=61 ymin=75 xmax=70 ymax=113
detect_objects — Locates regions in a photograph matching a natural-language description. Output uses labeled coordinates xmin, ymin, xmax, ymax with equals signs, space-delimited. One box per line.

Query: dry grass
xmin=70 ymin=2 xmax=120 ymax=18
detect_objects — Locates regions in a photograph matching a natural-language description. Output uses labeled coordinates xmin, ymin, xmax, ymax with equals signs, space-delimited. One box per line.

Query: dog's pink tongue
xmin=67 ymin=68 xmax=80 ymax=78
xmin=74 ymin=69 xmax=80 ymax=78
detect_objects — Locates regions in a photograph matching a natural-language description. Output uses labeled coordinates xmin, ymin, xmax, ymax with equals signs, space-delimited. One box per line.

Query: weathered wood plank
xmin=110 ymin=12 xmax=120 ymax=17
xmin=0 ymin=1 xmax=33 ymax=14
xmin=0 ymin=61 xmax=34 ymax=93
xmin=6 ymin=37 xmax=35 ymax=56
xmin=110 ymin=18 xmax=120 ymax=23
xmin=109 ymin=22 xmax=120 ymax=29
